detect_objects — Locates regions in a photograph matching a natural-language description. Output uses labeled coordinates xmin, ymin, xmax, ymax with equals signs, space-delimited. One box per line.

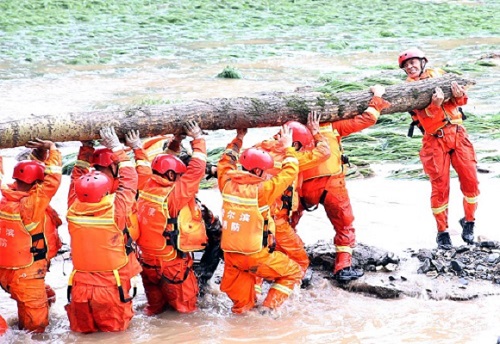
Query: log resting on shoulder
xmin=0 ymin=73 xmax=474 ymax=149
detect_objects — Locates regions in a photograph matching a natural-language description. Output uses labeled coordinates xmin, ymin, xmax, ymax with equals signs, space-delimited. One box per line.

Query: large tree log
xmin=0 ymin=74 xmax=474 ymax=149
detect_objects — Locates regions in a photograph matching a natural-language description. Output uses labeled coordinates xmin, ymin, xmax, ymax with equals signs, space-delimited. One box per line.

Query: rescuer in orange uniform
xmin=218 ymin=125 xmax=303 ymax=314
xmin=65 ymin=127 xmax=141 ymax=333
xmin=136 ymin=120 xmax=208 ymax=314
xmin=398 ymin=48 xmax=479 ymax=250
xmin=294 ymin=85 xmax=390 ymax=282
xmin=254 ymin=112 xmax=330 ymax=287
xmin=0 ymin=139 xmax=63 ymax=333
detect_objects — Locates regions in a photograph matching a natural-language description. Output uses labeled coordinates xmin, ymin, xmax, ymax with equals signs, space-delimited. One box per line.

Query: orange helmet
xmin=152 ymin=154 xmax=187 ymax=175
xmin=75 ymin=170 xmax=113 ymax=203
xmin=13 ymin=160 xmax=45 ymax=184
xmin=285 ymin=121 xmax=314 ymax=149
xmin=93 ymin=148 xmax=114 ymax=167
xmin=239 ymin=148 xmax=274 ymax=172
xmin=398 ymin=48 xmax=427 ymax=68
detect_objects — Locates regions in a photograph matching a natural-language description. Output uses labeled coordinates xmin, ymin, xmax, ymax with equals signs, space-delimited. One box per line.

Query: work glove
xmin=100 ymin=127 xmax=123 ymax=152
xmin=125 ymin=130 xmax=142 ymax=149
xmin=184 ymin=120 xmax=203 ymax=140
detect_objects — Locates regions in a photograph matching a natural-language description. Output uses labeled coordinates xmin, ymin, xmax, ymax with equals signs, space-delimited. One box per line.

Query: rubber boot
xmin=436 ymin=231 xmax=453 ymax=250
xmin=300 ymin=268 xmax=313 ymax=289
xmin=333 ymin=267 xmax=364 ymax=283
xmin=459 ymin=218 xmax=475 ymax=245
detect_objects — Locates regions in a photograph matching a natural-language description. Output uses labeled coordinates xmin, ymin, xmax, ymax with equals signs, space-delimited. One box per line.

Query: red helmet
xmin=239 ymin=148 xmax=274 ymax=172
xmin=152 ymin=154 xmax=187 ymax=175
xmin=13 ymin=160 xmax=45 ymax=184
xmin=285 ymin=121 xmax=314 ymax=149
xmin=398 ymin=48 xmax=428 ymax=68
xmin=93 ymin=148 xmax=114 ymax=167
xmin=75 ymin=170 xmax=113 ymax=203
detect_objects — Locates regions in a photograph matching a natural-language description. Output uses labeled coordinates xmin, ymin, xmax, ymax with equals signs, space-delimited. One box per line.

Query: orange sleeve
xmin=452 ymin=94 xmax=468 ymax=107
xmin=68 ymin=146 xmax=94 ymax=207
xmin=112 ymin=150 xmax=138 ymax=230
xmin=334 ymin=96 xmax=391 ymax=137
xmin=217 ymin=137 xmax=243 ymax=192
xmin=133 ymin=147 xmax=152 ymax=190
xmin=21 ymin=149 xmax=62 ymax=228
xmin=296 ymin=133 xmax=331 ymax=172
xmin=168 ymin=138 xmax=207 ymax=216
xmin=259 ymin=148 xmax=299 ymax=206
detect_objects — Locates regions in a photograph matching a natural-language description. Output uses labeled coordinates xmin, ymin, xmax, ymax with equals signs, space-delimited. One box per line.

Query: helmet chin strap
xmin=419 ymin=59 xmax=426 ymax=77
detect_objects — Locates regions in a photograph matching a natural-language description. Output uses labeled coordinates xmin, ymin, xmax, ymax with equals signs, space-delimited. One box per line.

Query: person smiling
xmin=399 ymin=48 xmax=479 ymax=250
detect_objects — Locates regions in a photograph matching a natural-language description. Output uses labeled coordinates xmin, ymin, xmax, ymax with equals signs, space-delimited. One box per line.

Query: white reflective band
xmin=25 ymin=222 xmax=40 ymax=232
xmin=67 ymin=216 xmax=115 ymax=225
xmin=118 ymin=161 xmax=135 ymax=169
xmin=282 ymin=157 xmax=298 ymax=165
xmin=365 ymin=107 xmax=380 ymax=119
xmin=335 ymin=246 xmax=353 ymax=254
xmin=75 ymin=160 xmax=91 ymax=169
xmin=270 ymin=283 xmax=293 ymax=296
xmin=258 ymin=205 xmax=270 ymax=213
xmin=319 ymin=125 xmax=333 ymax=133
xmin=45 ymin=165 xmax=62 ymax=174
xmin=222 ymin=194 xmax=258 ymax=206
xmin=192 ymin=151 xmax=207 ymax=161
xmin=464 ymin=195 xmax=478 ymax=204
xmin=273 ymin=161 xmax=282 ymax=169
xmin=136 ymin=160 xmax=151 ymax=167
xmin=432 ymin=204 xmax=448 ymax=215
xmin=139 ymin=191 xmax=166 ymax=205
xmin=0 ymin=211 xmax=22 ymax=221
xmin=450 ymin=119 xmax=463 ymax=125
xmin=254 ymin=285 xmax=262 ymax=294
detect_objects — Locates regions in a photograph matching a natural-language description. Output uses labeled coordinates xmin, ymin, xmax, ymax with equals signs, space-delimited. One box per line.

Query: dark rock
xmin=479 ymin=241 xmax=499 ymax=249
xmin=431 ymin=259 xmax=446 ymax=273
xmin=451 ymin=260 xmax=465 ymax=272
xmin=455 ymin=246 xmax=470 ymax=254
xmin=416 ymin=249 xmax=434 ymax=261
xmin=487 ymin=253 xmax=500 ymax=264
xmin=417 ymin=259 xmax=432 ymax=274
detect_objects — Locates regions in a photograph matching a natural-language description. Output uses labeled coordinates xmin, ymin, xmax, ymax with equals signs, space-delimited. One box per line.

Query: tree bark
xmin=0 ymin=73 xmax=474 ymax=149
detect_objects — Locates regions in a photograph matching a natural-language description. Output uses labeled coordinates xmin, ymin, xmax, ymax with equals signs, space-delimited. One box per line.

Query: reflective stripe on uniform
xmin=254 ymin=284 xmax=262 ymax=294
xmin=282 ymin=157 xmax=298 ymax=165
xmin=138 ymin=190 xmax=166 ymax=205
xmin=432 ymin=204 xmax=448 ymax=215
xmin=335 ymin=245 xmax=353 ymax=254
xmin=222 ymin=194 xmax=258 ymax=206
xmin=192 ymin=151 xmax=207 ymax=161
xmin=45 ymin=165 xmax=62 ymax=174
xmin=464 ymin=195 xmax=478 ymax=204
xmin=24 ymin=222 xmax=40 ymax=232
xmin=136 ymin=160 xmax=151 ymax=168
xmin=67 ymin=216 xmax=115 ymax=226
xmin=0 ymin=211 xmax=22 ymax=221
xmin=364 ymin=106 xmax=380 ymax=120
xmin=75 ymin=160 xmax=91 ymax=169
xmin=269 ymin=283 xmax=293 ymax=296
xmin=118 ymin=161 xmax=135 ymax=169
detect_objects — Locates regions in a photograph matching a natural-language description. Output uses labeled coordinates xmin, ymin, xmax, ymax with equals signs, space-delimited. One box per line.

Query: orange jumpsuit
xmin=0 ymin=149 xmax=62 ymax=333
xmin=297 ymin=97 xmax=390 ymax=273
xmin=255 ymin=133 xmax=330 ymax=276
xmin=65 ymin=149 xmax=141 ymax=333
xmin=218 ymin=137 xmax=302 ymax=313
xmin=0 ymin=314 xmax=7 ymax=335
xmin=137 ymin=138 xmax=207 ymax=314
xmin=408 ymin=69 xmax=479 ymax=232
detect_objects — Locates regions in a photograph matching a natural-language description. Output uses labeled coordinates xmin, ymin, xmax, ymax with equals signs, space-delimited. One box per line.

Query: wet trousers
xmin=274 ymin=220 xmax=309 ymax=276
xmin=299 ymin=176 xmax=355 ymax=273
xmin=419 ymin=125 xmax=479 ymax=232
xmin=140 ymin=254 xmax=198 ymax=314
xmin=0 ymin=260 xmax=50 ymax=333
xmin=65 ymin=275 xmax=134 ymax=333
xmin=221 ymin=248 xmax=302 ymax=314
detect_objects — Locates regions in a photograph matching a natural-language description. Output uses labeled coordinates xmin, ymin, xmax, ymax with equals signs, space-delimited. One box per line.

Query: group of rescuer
xmin=0 ymin=48 xmax=479 ymax=334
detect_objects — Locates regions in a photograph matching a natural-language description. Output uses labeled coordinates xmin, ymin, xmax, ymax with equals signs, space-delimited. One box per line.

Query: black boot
xmin=333 ymin=267 xmax=364 ymax=283
xmin=436 ymin=231 xmax=453 ymax=250
xmin=301 ymin=268 xmax=313 ymax=289
xmin=459 ymin=217 xmax=475 ymax=244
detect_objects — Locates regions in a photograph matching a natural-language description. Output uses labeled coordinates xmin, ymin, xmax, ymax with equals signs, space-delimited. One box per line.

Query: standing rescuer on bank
xmin=0 ymin=139 xmax=63 ymax=333
xmin=399 ymin=48 xmax=479 ymax=250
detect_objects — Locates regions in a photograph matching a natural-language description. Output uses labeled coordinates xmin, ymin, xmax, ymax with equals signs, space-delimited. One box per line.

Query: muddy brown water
xmin=0 ymin=42 xmax=499 ymax=343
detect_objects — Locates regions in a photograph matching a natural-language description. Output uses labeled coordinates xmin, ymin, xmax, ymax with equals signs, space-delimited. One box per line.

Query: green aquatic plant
xmin=217 ymin=66 xmax=242 ymax=79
